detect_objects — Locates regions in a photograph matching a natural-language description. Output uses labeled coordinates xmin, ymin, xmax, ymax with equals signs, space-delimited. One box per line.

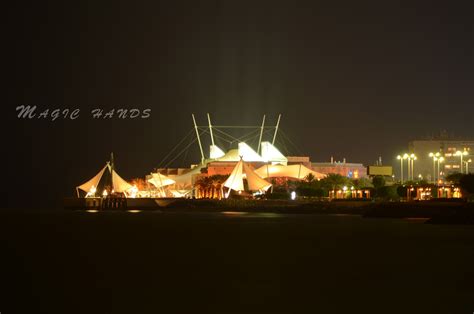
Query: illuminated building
xmin=311 ymin=158 xmax=367 ymax=178
xmin=408 ymin=133 xmax=474 ymax=181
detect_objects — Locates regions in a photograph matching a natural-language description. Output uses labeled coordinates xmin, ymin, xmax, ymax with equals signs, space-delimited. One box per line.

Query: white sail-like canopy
xmin=210 ymin=145 xmax=226 ymax=159
xmin=112 ymin=169 xmax=133 ymax=193
xmin=223 ymin=159 xmax=245 ymax=191
xmin=169 ymin=189 xmax=192 ymax=198
xmin=261 ymin=141 xmax=288 ymax=165
xmin=255 ymin=164 xmax=326 ymax=180
xmin=238 ymin=142 xmax=265 ymax=162
xmin=215 ymin=149 xmax=240 ymax=162
xmin=77 ymin=163 xmax=109 ymax=193
xmin=223 ymin=158 xmax=272 ymax=194
xmin=148 ymin=173 xmax=176 ymax=188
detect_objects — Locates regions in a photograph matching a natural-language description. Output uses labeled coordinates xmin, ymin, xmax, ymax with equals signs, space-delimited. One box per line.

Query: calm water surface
xmin=1 ymin=209 xmax=473 ymax=314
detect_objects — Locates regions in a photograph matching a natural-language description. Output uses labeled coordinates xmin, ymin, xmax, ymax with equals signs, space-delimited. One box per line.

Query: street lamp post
xmin=455 ymin=151 xmax=469 ymax=174
xmin=436 ymin=157 xmax=444 ymax=184
xmin=409 ymin=154 xmax=417 ymax=181
xmin=397 ymin=155 xmax=404 ymax=183
xmin=403 ymin=153 xmax=409 ymax=181
xmin=429 ymin=152 xmax=440 ymax=184
xmin=463 ymin=158 xmax=472 ymax=174
xmin=413 ymin=156 xmax=417 ymax=180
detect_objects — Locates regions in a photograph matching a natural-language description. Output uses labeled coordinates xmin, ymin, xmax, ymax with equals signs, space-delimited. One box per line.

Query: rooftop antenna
xmin=272 ymin=114 xmax=281 ymax=145
xmin=257 ymin=114 xmax=266 ymax=154
xmin=207 ymin=113 xmax=215 ymax=147
xmin=192 ymin=114 xmax=205 ymax=164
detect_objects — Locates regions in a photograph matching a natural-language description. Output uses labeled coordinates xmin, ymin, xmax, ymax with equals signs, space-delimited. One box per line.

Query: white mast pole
xmin=110 ymin=152 xmax=114 ymax=192
xmin=207 ymin=113 xmax=215 ymax=146
xmin=192 ymin=114 xmax=205 ymax=164
xmin=272 ymin=114 xmax=281 ymax=145
xmin=257 ymin=114 xmax=266 ymax=154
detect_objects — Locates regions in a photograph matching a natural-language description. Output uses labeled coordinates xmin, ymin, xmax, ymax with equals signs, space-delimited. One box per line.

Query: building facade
xmin=408 ymin=137 xmax=474 ymax=182
xmin=311 ymin=161 xmax=367 ymax=178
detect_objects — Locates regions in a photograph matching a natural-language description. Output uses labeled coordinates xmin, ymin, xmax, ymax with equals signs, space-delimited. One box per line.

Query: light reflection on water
xmin=221 ymin=211 xmax=283 ymax=218
xmin=222 ymin=211 xmax=248 ymax=216
xmin=403 ymin=217 xmax=430 ymax=223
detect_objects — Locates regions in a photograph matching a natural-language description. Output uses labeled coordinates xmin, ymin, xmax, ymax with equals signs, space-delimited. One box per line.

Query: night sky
xmin=5 ymin=1 xmax=474 ymax=208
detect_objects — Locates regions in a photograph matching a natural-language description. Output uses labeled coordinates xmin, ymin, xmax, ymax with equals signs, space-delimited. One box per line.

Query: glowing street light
xmin=455 ymin=150 xmax=469 ymax=174
xmin=403 ymin=153 xmax=410 ymax=182
xmin=397 ymin=155 xmax=404 ymax=183
xmin=434 ymin=156 xmax=445 ymax=184
xmin=429 ymin=152 xmax=440 ymax=183
xmin=408 ymin=154 xmax=417 ymax=181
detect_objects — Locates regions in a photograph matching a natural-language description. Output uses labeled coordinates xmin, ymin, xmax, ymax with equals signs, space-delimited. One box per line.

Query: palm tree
xmin=304 ymin=173 xmax=316 ymax=184
xmin=322 ymin=173 xmax=350 ymax=190
xmin=196 ymin=176 xmax=212 ymax=198
xmin=209 ymin=175 xmax=228 ymax=199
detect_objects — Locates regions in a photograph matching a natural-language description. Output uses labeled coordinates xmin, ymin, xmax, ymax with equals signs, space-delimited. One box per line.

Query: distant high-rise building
xmin=408 ymin=134 xmax=474 ymax=181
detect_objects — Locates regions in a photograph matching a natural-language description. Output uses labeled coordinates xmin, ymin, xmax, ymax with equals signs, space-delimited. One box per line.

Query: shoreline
xmin=63 ymin=198 xmax=474 ymax=224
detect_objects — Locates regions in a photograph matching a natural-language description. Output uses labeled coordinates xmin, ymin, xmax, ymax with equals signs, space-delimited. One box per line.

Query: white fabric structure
xmin=169 ymin=189 xmax=192 ymax=197
xmin=223 ymin=159 xmax=272 ymax=195
xmin=112 ymin=169 xmax=133 ymax=193
xmin=238 ymin=142 xmax=265 ymax=162
xmin=147 ymin=173 xmax=176 ymax=188
xmin=77 ymin=164 xmax=109 ymax=194
xmin=215 ymin=149 xmax=240 ymax=162
xmin=261 ymin=141 xmax=288 ymax=165
xmin=255 ymin=164 xmax=326 ymax=180
xmin=210 ymin=145 xmax=225 ymax=159
xmin=223 ymin=159 xmax=245 ymax=191
xmin=77 ymin=159 xmax=136 ymax=197
xmin=171 ymin=165 xmax=205 ymax=189
xmin=213 ymin=142 xmax=285 ymax=163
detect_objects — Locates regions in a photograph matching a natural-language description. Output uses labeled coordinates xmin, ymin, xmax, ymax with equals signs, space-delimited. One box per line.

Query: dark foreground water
xmin=0 ymin=210 xmax=473 ymax=314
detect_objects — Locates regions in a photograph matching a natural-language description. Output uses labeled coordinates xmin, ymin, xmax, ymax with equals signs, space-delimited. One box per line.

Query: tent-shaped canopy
xmin=210 ymin=144 xmax=226 ymax=159
xmin=261 ymin=141 xmax=288 ymax=165
xmin=112 ymin=169 xmax=133 ymax=193
xmin=215 ymin=149 xmax=240 ymax=162
xmin=76 ymin=163 xmax=109 ymax=196
xmin=148 ymin=172 xmax=176 ymax=188
xmin=223 ymin=158 xmax=272 ymax=195
xmin=214 ymin=142 xmax=266 ymax=162
xmin=238 ymin=142 xmax=265 ymax=162
xmin=255 ymin=164 xmax=326 ymax=180
xmin=76 ymin=160 xmax=136 ymax=197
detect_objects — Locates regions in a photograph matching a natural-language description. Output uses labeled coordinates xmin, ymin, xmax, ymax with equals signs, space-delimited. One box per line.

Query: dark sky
xmin=4 ymin=1 xmax=474 ymax=208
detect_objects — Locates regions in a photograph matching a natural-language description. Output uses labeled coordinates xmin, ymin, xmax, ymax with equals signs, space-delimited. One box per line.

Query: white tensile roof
xmin=112 ymin=169 xmax=133 ymax=193
xmin=213 ymin=142 xmax=269 ymax=162
xmin=77 ymin=163 xmax=109 ymax=193
xmin=147 ymin=173 xmax=176 ymax=188
xmin=260 ymin=141 xmax=288 ymax=164
xmin=210 ymin=144 xmax=226 ymax=159
xmin=77 ymin=163 xmax=136 ymax=195
xmin=238 ymin=142 xmax=265 ymax=162
xmin=223 ymin=158 xmax=272 ymax=193
xmin=255 ymin=164 xmax=326 ymax=180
